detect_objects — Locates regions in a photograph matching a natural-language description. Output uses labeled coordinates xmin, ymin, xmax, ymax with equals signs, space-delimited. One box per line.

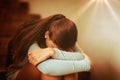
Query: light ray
xmin=77 ymin=0 xmax=95 ymax=16
xmin=104 ymin=0 xmax=120 ymax=26
xmin=72 ymin=0 xmax=95 ymax=22
xmin=89 ymin=0 xmax=100 ymax=20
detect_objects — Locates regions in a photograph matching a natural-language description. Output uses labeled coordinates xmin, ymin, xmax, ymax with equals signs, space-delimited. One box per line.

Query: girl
xmin=7 ymin=14 xmax=91 ymax=80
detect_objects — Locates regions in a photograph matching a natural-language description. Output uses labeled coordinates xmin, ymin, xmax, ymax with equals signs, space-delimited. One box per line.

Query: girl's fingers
xmin=28 ymin=54 xmax=37 ymax=65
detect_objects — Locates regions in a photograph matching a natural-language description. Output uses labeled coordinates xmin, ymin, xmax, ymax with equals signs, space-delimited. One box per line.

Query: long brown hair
xmin=8 ymin=14 xmax=78 ymax=67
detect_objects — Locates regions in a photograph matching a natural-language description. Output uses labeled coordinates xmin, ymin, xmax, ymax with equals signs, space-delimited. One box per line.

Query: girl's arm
xmin=28 ymin=48 xmax=54 ymax=65
xmin=37 ymin=59 xmax=90 ymax=76
xmin=28 ymin=43 xmax=84 ymax=64
xmin=53 ymin=48 xmax=84 ymax=60
xmin=28 ymin=43 xmax=91 ymax=76
xmin=28 ymin=47 xmax=84 ymax=65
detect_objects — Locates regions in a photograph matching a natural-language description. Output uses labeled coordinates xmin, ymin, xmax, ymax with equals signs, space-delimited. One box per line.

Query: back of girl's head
xmin=36 ymin=14 xmax=78 ymax=50
xmin=48 ymin=15 xmax=78 ymax=50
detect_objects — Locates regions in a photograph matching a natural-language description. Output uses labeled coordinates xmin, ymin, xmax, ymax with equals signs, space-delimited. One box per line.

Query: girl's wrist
xmin=47 ymin=48 xmax=55 ymax=57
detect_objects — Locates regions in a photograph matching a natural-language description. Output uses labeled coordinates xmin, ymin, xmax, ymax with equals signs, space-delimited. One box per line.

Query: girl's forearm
xmin=28 ymin=43 xmax=84 ymax=61
xmin=28 ymin=48 xmax=52 ymax=65
xmin=37 ymin=59 xmax=90 ymax=76
xmin=53 ymin=48 xmax=84 ymax=60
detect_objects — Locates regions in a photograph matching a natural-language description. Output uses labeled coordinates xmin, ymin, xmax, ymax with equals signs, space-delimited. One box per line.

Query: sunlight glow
xmin=78 ymin=0 xmax=95 ymax=16
xmin=96 ymin=0 xmax=105 ymax=3
xmin=104 ymin=0 xmax=120 ymax=26
xmin=73 ymin=0 xmax=95 ymax=21
xmin=86 ymin=0 xmax=120 ymax=28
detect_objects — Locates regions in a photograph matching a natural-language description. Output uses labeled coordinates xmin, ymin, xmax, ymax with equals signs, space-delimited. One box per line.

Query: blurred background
xmin=0 ymin=0 xmax=120 ymax=80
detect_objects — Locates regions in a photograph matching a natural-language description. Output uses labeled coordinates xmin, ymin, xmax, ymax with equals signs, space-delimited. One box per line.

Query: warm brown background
xmin=0 ymin=0 xmax=120 ymax=80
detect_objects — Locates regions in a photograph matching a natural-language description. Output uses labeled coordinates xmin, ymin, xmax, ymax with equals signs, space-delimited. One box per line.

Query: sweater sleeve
xmin=53 ymin=48 xmax=84 ymax=60
xmin=37 ymin=59 xmax=90 ymax=76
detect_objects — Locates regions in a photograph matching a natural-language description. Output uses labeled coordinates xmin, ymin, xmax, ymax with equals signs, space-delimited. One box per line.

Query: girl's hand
xmin=28 ymin=48 xmax=55 ymax=66
xmin=82 ymin=53 xmax=94 ymax=72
